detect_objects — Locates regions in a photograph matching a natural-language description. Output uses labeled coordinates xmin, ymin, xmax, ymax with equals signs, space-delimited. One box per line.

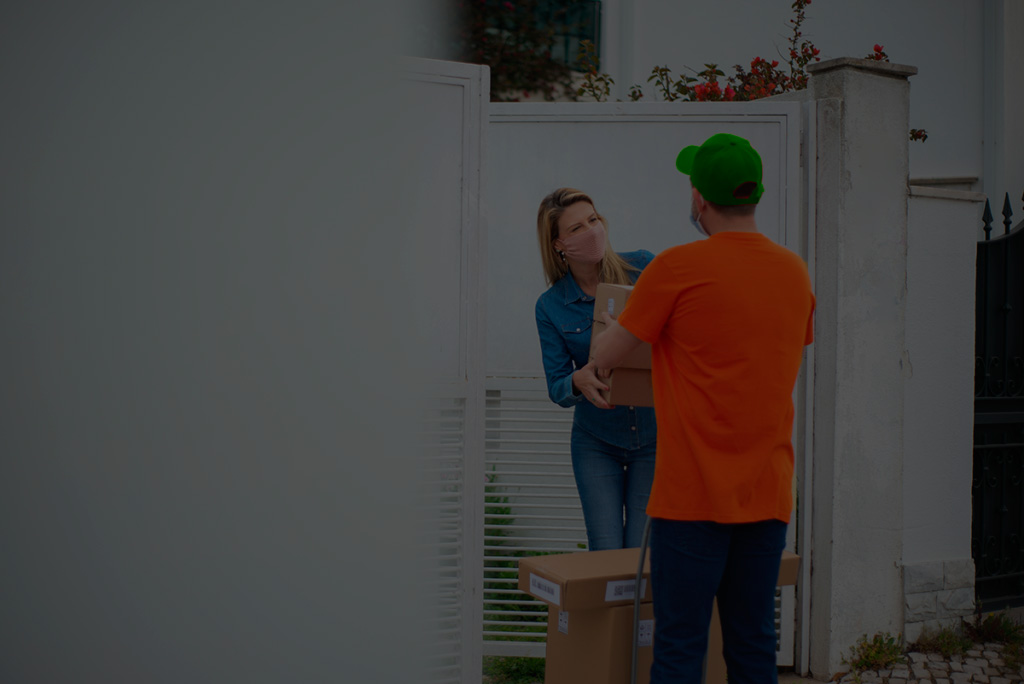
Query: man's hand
xmin=590 ymin=312 xmax=643 ymax=370
xmin=572 ymin=363 xmax=612 ymax=409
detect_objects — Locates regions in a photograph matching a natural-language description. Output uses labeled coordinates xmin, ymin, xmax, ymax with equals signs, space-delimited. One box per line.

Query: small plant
xmin=843 ymin=632 xmax=906 ymax=673
xmin=575 ymin=40 xmax=614 ymax=102
xmin=964 ymin=612 xmax=1024 ymax=643
xmin=965 ymin=613 xmax=1024 ymax=669
xmin=865 ymin=44 xmax=890 ymax=61
xmin=483 ymin=656 xmax=545 ymax=684
xmin=911 ymin=625 xmax=972 ymax=657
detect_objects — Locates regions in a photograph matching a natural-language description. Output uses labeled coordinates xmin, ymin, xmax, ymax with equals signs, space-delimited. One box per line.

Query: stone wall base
xmin=903 ymin=558 xmax=976 ymax=643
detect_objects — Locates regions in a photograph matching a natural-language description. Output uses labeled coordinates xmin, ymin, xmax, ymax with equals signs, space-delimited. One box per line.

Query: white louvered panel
xmin=417 ymin=397 xmax=468 ymax=684
xmin=481 ymin=377 xmax=585 ymax=657
xmin=776 ymin=585 xmax=796 ymax=666
xmin=479 ymin=376 xmax=798 ymax=666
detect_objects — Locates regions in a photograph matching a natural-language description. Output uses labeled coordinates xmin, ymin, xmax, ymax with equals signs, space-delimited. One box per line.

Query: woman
xmin=534 ymin=187 xmax=657 ymax=550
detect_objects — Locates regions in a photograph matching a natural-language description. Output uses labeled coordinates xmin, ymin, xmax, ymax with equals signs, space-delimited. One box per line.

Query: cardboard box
xmin=544 ymin=602 xmax=654 ymax=684
xmin=602 ymin=368 xmax=654 ymax=408
xmin=520 ymin=549 xmax=801 ymax=684
xmin=589 ymin=283 xmax=654 ymax=407
xmin=590 ymin=283 xmax=652 ymax=370
xmin=518 ymin=547 xmax=651 ymax=610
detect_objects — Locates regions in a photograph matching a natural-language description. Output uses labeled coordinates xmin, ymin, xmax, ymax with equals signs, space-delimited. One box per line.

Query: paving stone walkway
xmin=833 ymin=643 xmax=1023 ymax=684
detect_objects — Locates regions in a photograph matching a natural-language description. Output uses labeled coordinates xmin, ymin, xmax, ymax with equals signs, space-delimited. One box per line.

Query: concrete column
xmin=805 ymin=58 xmax=919 ymax=678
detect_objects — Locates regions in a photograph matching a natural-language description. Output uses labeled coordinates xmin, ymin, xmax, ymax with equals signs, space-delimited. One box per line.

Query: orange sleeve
xmin=617 ymin=251 xmax=677 ymax=344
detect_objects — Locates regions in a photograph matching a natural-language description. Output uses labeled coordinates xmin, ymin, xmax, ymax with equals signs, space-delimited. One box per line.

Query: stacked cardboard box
xmin=589 ymin=283 xmax=653 ymax=407
xmin=519 ymin=548 xmax=801 ymax=684
xmin=519 ymin=548 xmax=653 ymax=684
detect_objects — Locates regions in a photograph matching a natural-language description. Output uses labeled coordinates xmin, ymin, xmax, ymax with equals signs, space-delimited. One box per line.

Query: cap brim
xmin=675 ymin=145 xmax=699 ymax=174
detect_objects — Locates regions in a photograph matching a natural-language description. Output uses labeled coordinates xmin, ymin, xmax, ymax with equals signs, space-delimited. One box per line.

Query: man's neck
xmin=704 ymin=216 xmax=758 ymax=235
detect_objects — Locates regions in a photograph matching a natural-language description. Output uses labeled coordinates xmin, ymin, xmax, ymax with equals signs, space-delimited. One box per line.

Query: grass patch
xmin=965 ymin=613 xmax=1024 ymax=669
xmin=843 ymin=632 xmax=906 ymax=673
xmin=483 ymin=656 xmax=545 ymax=684
xmin=910 ymin=625 xmax=972 ymax=658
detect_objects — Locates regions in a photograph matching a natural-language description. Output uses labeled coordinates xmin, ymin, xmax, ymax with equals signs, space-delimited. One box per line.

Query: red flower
xmin=874 ymin=44 xmax=883 ymax=52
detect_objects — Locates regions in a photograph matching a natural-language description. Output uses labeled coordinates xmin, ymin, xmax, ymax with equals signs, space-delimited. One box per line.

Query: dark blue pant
xmin=649 ymin=518 xmax=788 ymax=684
xmin=569 ymin=427 xmax=656 ymax=550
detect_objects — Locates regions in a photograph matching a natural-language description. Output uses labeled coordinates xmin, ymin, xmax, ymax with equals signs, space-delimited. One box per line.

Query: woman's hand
xmin=573 ymin=363 xmax=613 ymax=409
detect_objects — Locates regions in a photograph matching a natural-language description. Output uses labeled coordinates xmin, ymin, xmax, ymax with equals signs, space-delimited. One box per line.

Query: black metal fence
xmin=973 ymin=191 xmax=1024 ymax=611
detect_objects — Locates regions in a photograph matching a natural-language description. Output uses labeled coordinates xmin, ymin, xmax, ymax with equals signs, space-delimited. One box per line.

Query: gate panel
xmin=973 ymin=200 xmax=1024 ymax=611
xmin=485 ymin=102 xmax=806 ymax=665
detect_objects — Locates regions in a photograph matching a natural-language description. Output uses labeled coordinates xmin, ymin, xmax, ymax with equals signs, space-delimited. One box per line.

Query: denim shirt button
xmin=576 ymin=328 xmax=580 ymax=332
xmin=629 ymin=406 xmax=635 ymax=410
xmin=631 ymin=426 xmax=636 ymax=431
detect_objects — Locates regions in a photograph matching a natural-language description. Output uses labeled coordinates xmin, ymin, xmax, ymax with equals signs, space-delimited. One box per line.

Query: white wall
xmin=0 ymin=4 xmax=430 ymax=682
xmin=602 ymin=0 xmax=989 ymax=186
xmin=903 ymin=188 xmax=984 ymax=564
xmin=984 ymin=0 xmax=1024 ymax=205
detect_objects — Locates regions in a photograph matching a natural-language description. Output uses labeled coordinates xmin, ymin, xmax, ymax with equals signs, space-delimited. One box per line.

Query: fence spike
xmin=1003 ymin=192 xmax=1013 ymax=235
xmin=982 ymin=198 xmax=993 ymax=240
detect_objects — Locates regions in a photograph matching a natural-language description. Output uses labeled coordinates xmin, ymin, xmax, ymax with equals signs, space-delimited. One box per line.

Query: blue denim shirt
xmin=535 ymin=250 xmax=657 ymax=450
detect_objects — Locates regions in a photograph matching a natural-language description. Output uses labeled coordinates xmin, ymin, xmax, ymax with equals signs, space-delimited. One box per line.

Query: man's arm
xmin=589 ymin=312 xmax=643 ymax=373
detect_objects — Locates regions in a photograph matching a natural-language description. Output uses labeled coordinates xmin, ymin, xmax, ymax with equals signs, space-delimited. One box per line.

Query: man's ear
xmin=691 ymin=186 xmax=707 ymax=212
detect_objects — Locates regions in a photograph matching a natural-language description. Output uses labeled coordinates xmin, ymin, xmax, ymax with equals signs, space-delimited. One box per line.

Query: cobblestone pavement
xmin=830 ymin=643 xmax=1024 ymax=684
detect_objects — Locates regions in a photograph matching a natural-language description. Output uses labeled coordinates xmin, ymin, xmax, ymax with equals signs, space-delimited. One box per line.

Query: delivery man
xmin=588 ymin=133 xmax=815 ymax=684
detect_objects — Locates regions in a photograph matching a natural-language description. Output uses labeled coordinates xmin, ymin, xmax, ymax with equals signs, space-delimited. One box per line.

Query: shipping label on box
xmin=604 ymin=578 xmax=647 ymax=602
xmin=529 ymin=573 xmax=561 ymax=606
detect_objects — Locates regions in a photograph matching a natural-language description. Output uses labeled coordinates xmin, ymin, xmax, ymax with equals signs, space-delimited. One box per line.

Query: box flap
xmin=518 ymin=548 xmax=651 ymax=610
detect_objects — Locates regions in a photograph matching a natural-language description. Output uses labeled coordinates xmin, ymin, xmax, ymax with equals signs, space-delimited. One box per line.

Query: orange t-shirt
xmin=617 ymin=231 xmax=814 ymax=524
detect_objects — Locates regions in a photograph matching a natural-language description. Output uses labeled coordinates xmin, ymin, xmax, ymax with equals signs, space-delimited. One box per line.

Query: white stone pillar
xmin=805 ymin=58 xmax=918 ymax=678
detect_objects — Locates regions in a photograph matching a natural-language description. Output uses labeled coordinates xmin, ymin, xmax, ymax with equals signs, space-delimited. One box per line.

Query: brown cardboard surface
xmin=778 ymin=550 xmax=800 ymax=586
xmin=590 ymin=283 xmax=652 ymax=370
xmin=545 ymin=602 xmax=654 ymax=684
xmin=518 ymin=548 xmax=651 ymax=611
xmin=529 ymin=550 xmax=802 ymax=684
xmin=603 ymin=367 xmax=654 ymax=407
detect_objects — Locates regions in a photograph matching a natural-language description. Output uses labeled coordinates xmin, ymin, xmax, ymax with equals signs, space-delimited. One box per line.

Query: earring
xmin=558 ymin=250 xmax=567 ymax=263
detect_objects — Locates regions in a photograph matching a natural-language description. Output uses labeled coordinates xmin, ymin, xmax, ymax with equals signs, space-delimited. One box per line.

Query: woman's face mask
xmin=558 ymin=220 xmax=607 ymax=263
xmin=555 ymin=202 xmax=607 ymax=264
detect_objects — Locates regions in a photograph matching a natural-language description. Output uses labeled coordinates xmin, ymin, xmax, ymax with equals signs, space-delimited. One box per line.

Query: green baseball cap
xmin=675 ymin=133 xmax=764 ymax=206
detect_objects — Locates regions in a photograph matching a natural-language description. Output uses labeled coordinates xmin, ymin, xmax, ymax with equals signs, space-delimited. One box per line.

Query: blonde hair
xmin=536 ymin=188 xmax=639 ymax=287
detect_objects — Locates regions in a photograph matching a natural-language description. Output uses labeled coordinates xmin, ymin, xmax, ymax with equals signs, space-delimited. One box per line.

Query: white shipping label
xmin=558 ymin=610 xmax=569 ymax=635
xmin=604 ymin=578 xmax=647 ymax=602
xmin=606 ymin=298 xmax=615 ymax=315
xmin=637 ymin=619 xmax=654 ymax=647
xmin=529 ymin=574 xmax=560 ymax=606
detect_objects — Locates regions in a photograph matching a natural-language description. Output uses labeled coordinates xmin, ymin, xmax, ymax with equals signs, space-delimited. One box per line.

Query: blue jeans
xmin=649 ymin=518 xmax=788 ymax=684
xmin=570 ymin=426 xmax=656 ymax=550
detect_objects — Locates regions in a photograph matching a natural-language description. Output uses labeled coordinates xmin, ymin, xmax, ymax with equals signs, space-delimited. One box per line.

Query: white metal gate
xmin=482 ymin=102 xmax=807 ymax=667
xmin=404 ymin=59 xmax=811 ymax=675
xmin=405 ymin=58 xmax=489 ymax=684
